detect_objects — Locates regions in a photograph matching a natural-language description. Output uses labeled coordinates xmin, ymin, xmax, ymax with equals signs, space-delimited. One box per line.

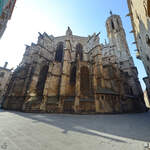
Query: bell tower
xmin=106 ymin=12 xmax=144 ymax=99
xmin=106 ymin=12 xmax=133 ymax=64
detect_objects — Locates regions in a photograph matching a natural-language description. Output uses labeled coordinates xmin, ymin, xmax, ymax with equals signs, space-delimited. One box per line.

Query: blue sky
xmin=0 ymin=0 xmax=147 ymax=90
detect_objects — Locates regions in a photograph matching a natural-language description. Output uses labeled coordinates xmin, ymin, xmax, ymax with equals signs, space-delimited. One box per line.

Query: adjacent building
xmin=144 ymin=90 xmax=150 ymax=108
xmin=2 ymin=14 xmax=147 ymax=113
xmin=127 ymin=0 xmax=150 ymax=100
xmin=0 ymin=62 xmax=12 ymax=106
xmin=0 ymin=0 xmax=16 ymax=38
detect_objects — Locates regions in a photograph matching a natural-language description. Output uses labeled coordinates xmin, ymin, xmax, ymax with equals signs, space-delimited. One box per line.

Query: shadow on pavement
xmin=1 ymin=109 xmax=150 ymax=143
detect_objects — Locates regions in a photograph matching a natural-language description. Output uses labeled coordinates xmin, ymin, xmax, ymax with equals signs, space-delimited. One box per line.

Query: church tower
xmin=106 ymin=12 xmax=133 ymax=66
xmin=106 ymin=12 xmax=144 ymax=100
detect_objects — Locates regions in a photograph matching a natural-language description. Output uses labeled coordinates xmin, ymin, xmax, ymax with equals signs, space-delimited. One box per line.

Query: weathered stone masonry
xmin=2 ymin=14 xmax=147 ymax=113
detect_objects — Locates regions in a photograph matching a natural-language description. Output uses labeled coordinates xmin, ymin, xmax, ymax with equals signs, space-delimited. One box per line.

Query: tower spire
xmin=110 ymin=10 xmax=113 ymax=16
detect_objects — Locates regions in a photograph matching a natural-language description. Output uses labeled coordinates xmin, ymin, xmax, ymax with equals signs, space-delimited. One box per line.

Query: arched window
xmin=70 ymin=63 xmax=76 ymax=85
xmin=55 ymin=42 xmax=64 ymax=62
xmin=80 ymin=66 xmax=90 ymax=96
xmin=76 ymin=43 xmax=83 ymax=61
xmin=36 ymin=65 xmax=49 ymax=95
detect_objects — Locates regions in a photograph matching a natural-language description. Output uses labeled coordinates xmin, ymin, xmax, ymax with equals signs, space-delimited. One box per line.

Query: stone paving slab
xmin=0 ymin=110 xmax=150 ymax=150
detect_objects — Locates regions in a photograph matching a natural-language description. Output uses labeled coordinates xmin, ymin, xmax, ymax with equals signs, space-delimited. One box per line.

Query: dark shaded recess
xmin=2 ymin=65 xmax=30 ymax=109
xmin=63 ymin=101 xmax=74 ymax=113
xmin=25 ymin=66 xmax=35 ymax=95
xmin=111 ymin=20 xmax=115 ymax=30
xmin=11 ymin=66 xmax=30 ymax=95
xmin=117 ymin=18 xmax=120 ymax=26
xmin=76 ymin=43 xmax=83 ymax=61
xmin=146 ymin=34 xmax=150 ymax=47
xmin=124 ymin=83 xmax=132 ymax=95
xmin=108 ymin=66 xmax=115 ymax=78
xmin=0 ymin=72 xmax=5 ymax=77
xmin=2 ymin=77 xmax=15 ymax=108
xmin=70 ymin=63 xmax=76 ymax=85
xmin=80 ymin=66 xmax=90 ymax=96
xmin=55 ymin=42 xmax=64 ymax=62
xmin=147 ymin=0 xmax=150 ymax=17
xmin=36 ymin=65 xmax=49 ymax=96
xmin=130 ymin=87 xmax=134 ymax=95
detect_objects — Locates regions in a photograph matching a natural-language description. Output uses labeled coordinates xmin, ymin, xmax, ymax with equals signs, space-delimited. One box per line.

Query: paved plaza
xmin=0 ymin=110 xmax=150 ymax=150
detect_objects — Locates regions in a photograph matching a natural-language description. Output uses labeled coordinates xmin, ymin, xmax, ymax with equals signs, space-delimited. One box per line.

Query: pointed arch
xmin=55 ymin=42 xmax=64 ymax=62
xmin=36 ymin=65 xmax=49 ymax=95
xmin=76 ymin=43 xmax=83 ymax=61
xmin=70 ymin=63 xmax=76 ymax=85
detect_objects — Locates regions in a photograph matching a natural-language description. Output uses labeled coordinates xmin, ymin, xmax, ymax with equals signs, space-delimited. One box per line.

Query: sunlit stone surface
xmin=2 ymin=14 xmax=147 ymax=113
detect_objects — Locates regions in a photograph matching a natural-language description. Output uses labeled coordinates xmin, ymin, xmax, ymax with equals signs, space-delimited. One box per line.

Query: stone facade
xmin=127 ymin=0 xmax=150 ymax=100
xmin=0 ymin=62 xmax=12 ymax=106
xmin=0 ymin=0 xmax=16 ymax=38
xmin=2 ymin=14 xmax=147 ymax=113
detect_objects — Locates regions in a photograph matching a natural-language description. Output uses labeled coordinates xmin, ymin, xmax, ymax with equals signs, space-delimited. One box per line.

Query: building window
xmin=80 ymin=66 xmax=90 ymax=96
xmin=120 ymin=62 xmax=123 ymax=65
xmin=76 ymin=43 xmax=83 ymax=61
xmin=146 ymin=34 xmax=150 ymax=47
xmin=0 ymin=72 xmax=5 ymax=77
xmin=129 ymin=87 xmax=133 ymax=95
xmin=137 ymin=15 xmax=140 ymax=20
xmin=36 ymin=65 xmax=49 ymax=95
xmin=147 ymin=0 xmax=150 ymax=17
xmin=139 ymin=35 xmax=141 ymax=39
xmin=111 ymin=20 xmax=115 ymax=30
xmin=70 ymin=63 xmax=76 ymax=85
xmin=146 ymin=55 xmax=150 ymax=61
xmin=144 ymin=0 xmax=150 ymax=17
xmin=117 ymin=19 xmax=119 ymax=26
xmin=55 ymin=42 xmax=64 ymax=62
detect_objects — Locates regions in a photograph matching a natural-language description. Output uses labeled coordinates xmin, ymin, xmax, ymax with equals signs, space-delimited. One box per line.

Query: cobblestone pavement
xmin=0 ymin=110 xmax=150 ymax=150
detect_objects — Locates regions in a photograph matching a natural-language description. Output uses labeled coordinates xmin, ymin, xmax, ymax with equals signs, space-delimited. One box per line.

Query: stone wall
xmin=2 ymin=16 xmax=147 ymax=113
xmin=127 ymin=0 xmax=150 ymax=100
